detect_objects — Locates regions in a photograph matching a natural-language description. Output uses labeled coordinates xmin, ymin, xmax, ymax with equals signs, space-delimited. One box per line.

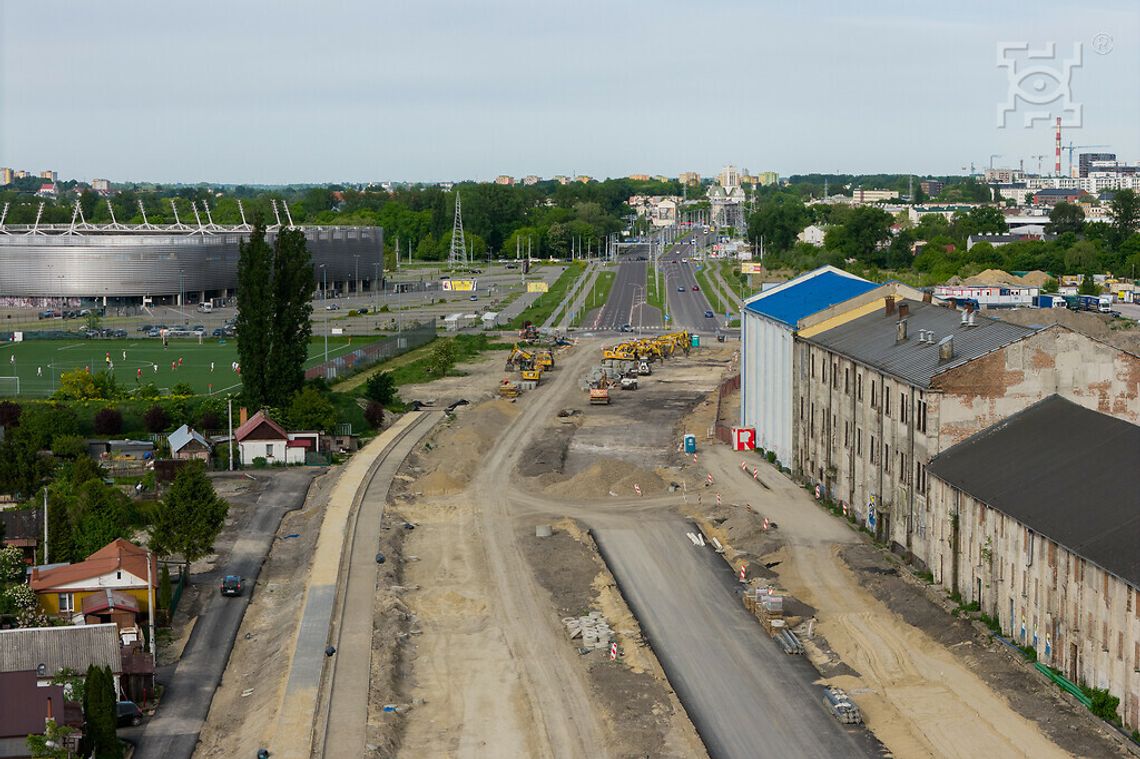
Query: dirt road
xmin=698 ymin=443 xmax=1074 ymax=759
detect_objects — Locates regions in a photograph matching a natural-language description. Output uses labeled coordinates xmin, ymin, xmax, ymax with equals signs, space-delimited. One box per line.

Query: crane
xmin=989 ymin=154 xmax=1003 ymax=170
xmin=1063 ymin=143 xmax=1110 ymax=177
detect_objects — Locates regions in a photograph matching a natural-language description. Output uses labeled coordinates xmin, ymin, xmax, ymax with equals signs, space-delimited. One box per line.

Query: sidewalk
xmin=549 ymin=261 xmax=600 ymax=330
xmin=267 ymin=411 xmax=435 ymax=759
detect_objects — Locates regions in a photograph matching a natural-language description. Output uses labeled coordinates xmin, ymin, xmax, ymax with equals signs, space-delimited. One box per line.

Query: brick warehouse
xmin=926 ymin=397 xmax=1140 ymax=729
xmin=792 ymin=297 xmax=1140 ymax=559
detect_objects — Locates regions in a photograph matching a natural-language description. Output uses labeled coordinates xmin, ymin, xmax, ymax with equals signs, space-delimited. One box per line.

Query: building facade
xmin=925 ymin=396 xmax=1140 ymax=728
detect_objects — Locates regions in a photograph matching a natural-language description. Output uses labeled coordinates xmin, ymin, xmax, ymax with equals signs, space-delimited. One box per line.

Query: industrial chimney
xmin=885 ymin=296 xmax=896 ymax=316
xmin=898 ymin=303 xmax=910 ymax=319
xmin=938 ymin=335 xmax=955 ymax=361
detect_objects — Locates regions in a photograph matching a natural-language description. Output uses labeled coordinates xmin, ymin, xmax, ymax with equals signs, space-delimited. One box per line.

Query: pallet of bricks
xmin=744 ymin=585 xmax=804 ymax=654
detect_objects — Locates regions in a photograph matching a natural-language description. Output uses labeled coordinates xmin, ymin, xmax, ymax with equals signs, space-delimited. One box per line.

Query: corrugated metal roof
xmin=929 ymin=396 xmax=1140 ymax=588
xmin=744 ymin=270 xmax=877 ymax=328
xmin=802 ymin=300 xmax=1034 ymax=387
xmin=168 ymin=424 xmax=209 ymax=453
xmin=0 ymin=623 xmax=121 ymax=676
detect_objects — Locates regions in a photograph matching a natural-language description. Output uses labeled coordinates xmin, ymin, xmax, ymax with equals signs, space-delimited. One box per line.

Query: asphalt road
xmin=595 ymin=250 xmax=649 ymax=330
xmin=593 ymin=516 xmax=882 ymax=759
xmin=130 ymin=468 xmax=321 ymax=759
xmin=656 ymin=232 xmax=722 ymax=333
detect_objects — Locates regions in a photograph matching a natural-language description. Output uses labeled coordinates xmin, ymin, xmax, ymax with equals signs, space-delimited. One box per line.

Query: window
xmin=870 ymin=435 xmax=877 ymax=464
xmin=821 ymin=358 xmax=827 ymax=384
xmin=810 ymin=404 xmax=815 ymax=438
xmin=884 ymin=444 xmax=891 ymax=473
xmin=917 ymin=395 xmax=928 ymax=433
xmin=916 ymin=461 xmax=927 ymax=494
xmin=899 ymin=452 xmax=908 ymax=483
xmin=811 ymin=353 xmax=816 ymax=378
xmin=856 ymin=428 xmax=862 ymax=455
xmin=857 ymin=373 xmax=863 ymax=401
xmin=870 ymin=380 xmax=877 ymax=408
xmin=844 ymin=422 xmax=850 ymax=448
xmin=900 ymin=392 xmax=908 ymax=424
xmin=884 ymin=390 xmax=891 ymax=418
xmin=832 ymin=362 xmax=839 ymax=389
xmin=266 ymin=444 xmax=273 ymax=457
xmin=845 ymin=368 xmax=851 ymax=395
xmin=58 ymin=593 xmax=74 ymax=614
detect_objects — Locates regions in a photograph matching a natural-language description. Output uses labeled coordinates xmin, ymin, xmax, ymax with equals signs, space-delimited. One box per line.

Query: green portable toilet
xmin=691 ymin=334 xmax=700 ymax=348
xmin=683 ymin=434 xmax=697 ymax=454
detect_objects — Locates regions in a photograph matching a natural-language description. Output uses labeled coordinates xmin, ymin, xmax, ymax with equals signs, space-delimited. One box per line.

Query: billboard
xmin=527 ymin=281 xmax=549 ymax=293
xmin=740 ymin=262 xmax=765 ymax=274
xmin=442 ymin=279 xmax=477 ymax=292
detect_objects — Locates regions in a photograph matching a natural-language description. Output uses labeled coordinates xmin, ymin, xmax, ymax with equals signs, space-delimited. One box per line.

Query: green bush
xmin=765 ymin=451 xmax=776 ymax=464
xmin=1019 ymin=644 xmax=1037 ymax=662
xmin=252 ymin=457 xmax=267 ymax=469
xmin=1080 ymin=685 xmax=1121 ymax=725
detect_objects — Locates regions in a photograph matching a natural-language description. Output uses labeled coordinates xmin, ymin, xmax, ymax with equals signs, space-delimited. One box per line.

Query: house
xmin=86 ymin=439 xmax=154 ymax=462
xmin=796 ymin=224 xmax=827 ymax=247
xmin=34 ymin=183 xmax=57 ymax=199
xmin=167 ymin=424 xmax=211 ymax=461
xmin=1033 ymin=188 xmax=1084 ymax=207
xmin=30 ymin=539 xmax=157 ymax=623
xmin=0 ymin=670 xmax=82 ymax=757
xmin=0 ymin=622 xmax=122 ymax=693
xmin=925 ymin=396 xmax=1140 ymax=729
xmin=234 ymin=410 xmax=320 ymax=466
xmin=0 ymin=508 xmax=43 ymax=564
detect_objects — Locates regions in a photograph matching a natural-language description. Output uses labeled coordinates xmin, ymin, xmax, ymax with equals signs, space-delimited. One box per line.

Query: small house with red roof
xmin=234 ymin=409 xmax=320 ymax=466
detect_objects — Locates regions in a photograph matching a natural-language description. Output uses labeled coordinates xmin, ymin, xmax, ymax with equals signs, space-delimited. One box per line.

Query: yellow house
xmin=31 ymin=538 xmax=157 ymax=623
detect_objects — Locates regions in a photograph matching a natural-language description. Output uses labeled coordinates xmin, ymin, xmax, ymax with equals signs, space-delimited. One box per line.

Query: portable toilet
xmin=691 ymin=334 xmax=700 ymax=348
xmin=683 ymin=434 xmax=697 ymax=454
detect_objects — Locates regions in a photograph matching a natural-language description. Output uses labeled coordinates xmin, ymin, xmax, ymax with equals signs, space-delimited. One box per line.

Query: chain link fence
xmin=305 ymin=321 xmax=435 ymax=381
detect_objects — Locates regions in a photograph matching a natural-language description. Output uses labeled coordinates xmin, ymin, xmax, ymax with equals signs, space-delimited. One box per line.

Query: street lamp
xmin=353 ymin=254 xmax=360 ymax=297
xmin=319 ymin=264 xmax=328 ymax=369
xmin=179 ymin=269 xmax=185 ymax=323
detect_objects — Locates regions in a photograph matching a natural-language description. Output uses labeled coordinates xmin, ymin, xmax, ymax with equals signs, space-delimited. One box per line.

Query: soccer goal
xmin=0 ymin=376 xmax=20 ymax=397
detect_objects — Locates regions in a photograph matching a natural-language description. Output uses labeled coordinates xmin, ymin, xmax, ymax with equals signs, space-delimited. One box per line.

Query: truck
xmin=1032 ymin=294 xmax=1066 ymax=309
xmin=1067 ymin=294 xmax=1112 ymax=313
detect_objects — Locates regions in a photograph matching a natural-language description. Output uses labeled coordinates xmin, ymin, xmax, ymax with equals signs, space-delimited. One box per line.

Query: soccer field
xmin=0 ymin=336 xmax=358 ymax=398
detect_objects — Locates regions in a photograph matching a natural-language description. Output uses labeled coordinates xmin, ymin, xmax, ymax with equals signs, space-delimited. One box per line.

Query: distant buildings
xmin=521 ymin=175 xmax=541 ymax=186
xmin=627 ymin=174 xmax=651 ymax=181
xmin=574 ymin=175 xmax=593 ymax=184
xmin=851 ymin=188 xmax=898 ymax=203
xmin=678 ymin=171 xmax=701 ymax=186
xmin=39 ymin=170 xmax=57 ymax=183
xmin=919 ymin=179 xmax=943 ymax=197
xmin=553 ymin=175 xmax=571 ymax=185
xmin=717 ymin=164 xmax=740 ymax=189
xmin=628 ymin=195 xmax=681 ymax=227
xmin=91 ymin=178 xmax=111 ymax=192
xmin=35 ymin=183 xmax=57 ymax=198
xmin=1079 ymin=152 xmax=1115 ymax=178
xmin=796 ymin=224 xmax=827 ymax=247
xmin=494 ymin=175 xmax=515 ymax=186
xmin=0 ymin=168 xmax=11 ymax=186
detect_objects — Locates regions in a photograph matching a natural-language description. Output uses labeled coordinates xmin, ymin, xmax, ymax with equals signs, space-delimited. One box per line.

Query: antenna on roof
xmin=0 ymin=201 xmax=9 ymax=233
xmin=190 ymin=201 xmax=205 ymax=232
xmin=68 ymin=199 xmax=81 ymax=235
xmin=27 ymin=203 xmax=45 ymax=235
xmin=169 ymin=198 xmax=185 ymax=229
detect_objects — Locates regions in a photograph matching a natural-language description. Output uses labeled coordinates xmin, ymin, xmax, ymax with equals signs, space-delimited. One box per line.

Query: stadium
xmin=0 ymin=204 xmax=383 ymax=307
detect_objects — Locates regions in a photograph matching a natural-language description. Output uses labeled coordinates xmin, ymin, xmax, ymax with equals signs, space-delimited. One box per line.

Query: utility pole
xmin=147 ymin=552 xmax=156 ymax=658
xmin=42 ymin=487 xmax=48 ymax=564
xmin=227 ymin=397 xmax=234 ymax=471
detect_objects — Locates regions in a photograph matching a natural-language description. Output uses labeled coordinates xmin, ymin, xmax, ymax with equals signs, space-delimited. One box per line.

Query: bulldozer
xmin=498 ymin=378 xmax=520 ymax=398
xmin=520 ymin=368 xmax=542 ymax=383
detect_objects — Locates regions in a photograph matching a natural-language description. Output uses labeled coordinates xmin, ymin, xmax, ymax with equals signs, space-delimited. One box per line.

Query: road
xmin=594 ymin=247 xmax=650 ymax=330
xmin=131 ymin=468 xmax=321 ymax=759
xmin=656 ymin=232 xmax=722 ymax=333
xmin=593 ymin=517 xmax=881 ymax=759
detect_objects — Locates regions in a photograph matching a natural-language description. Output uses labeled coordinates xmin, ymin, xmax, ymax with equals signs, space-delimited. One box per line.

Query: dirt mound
xmin=416 ymin=399 xmax=519 ymax=495
xmin=541 ymin=459 xmax=671 ymax=498
xmin=963 ymin=268 xmax=1019 ymax=286
xmin=1018 ymin=269 xmax=1052 ymax=287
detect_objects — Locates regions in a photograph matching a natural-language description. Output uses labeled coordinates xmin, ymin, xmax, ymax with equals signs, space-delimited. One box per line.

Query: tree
xmin=825 ymin=206 xmax=893 ymax=263
xmin=364 ymin=400 xmax=385 ymax=429
xmin=26 ymin=718 xmax=75 ymax=759
xmin=144 ymin=405 xmax=171 ymax=434
xmin=1049 ymin=201 xmax=1085 ymax=235
xmin=1109 ymin=189 xmax=1139 ymax=244
xmin=51 ymin=434 xmax=87 ymax=459
xmin=427 ymin=339 xmax=457 ymax=376
xmin=363 ymin=372 xmax=397 ymax=406
xmin=79 ymin=665 xmax=120 ymax=759
xmin=0 ymin=400 xmax=21 ymax=428
xmin=1079 ymin=273 xmax=1100 ymax=295
xmin=266 ymin=228 xmax=314 ymax=406
xmin=285 ymin=386 xmax=337 ymax=432
xmin=54 ymin=369 xmax=99 ymax=401
xmin=150 ymin=461 xmax=229 ymax=568
xmin=69 ymin=480 xmax=133 ymax=558
xmin=235 ymin=216 xmax=273 ymax=408
xmin=1042 ymin=277 xmax=1059 ymax=294
xmin=93 ymin=407 xmax=123 ymax=435
xmin=158 ymin=564 xmax=172 ymax=612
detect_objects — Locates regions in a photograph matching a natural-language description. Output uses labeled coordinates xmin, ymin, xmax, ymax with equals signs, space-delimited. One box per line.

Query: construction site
xmin=194 ymin=325 xmax=1136 ymax=759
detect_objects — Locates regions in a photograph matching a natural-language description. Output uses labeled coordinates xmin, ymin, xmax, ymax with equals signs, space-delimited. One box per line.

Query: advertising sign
xmin=740 ymin=262 xmax=765 ymax=274
xmin=443 ymin=279 xmax=477 ymax=292
xmin=526 ymin=281 xmax=549 ymax=293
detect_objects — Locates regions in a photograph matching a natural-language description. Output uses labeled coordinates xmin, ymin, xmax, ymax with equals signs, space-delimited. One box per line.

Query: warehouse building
xmin=926 ymin=396 xmax=1140 ymax=729
xmin=794 ymin=298 xmax=1140 ymax=556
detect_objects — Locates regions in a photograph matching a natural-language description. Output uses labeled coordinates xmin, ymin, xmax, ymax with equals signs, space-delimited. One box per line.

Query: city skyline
xmin=2 ymin=0 xmax=1138 ymax=184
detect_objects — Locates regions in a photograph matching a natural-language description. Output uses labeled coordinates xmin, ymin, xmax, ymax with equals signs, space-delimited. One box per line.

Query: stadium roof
xmin=743 ymin=267 xmax=877 ymax=328
xmin=929 ymin=396 xmax=1140 ymax=588
xmin=802 ymin=299 xmax=1033 ymax=387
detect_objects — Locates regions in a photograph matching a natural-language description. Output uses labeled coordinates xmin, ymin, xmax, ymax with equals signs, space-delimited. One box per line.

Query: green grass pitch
xmin=0 ymin=336 xmax=359 ymax=398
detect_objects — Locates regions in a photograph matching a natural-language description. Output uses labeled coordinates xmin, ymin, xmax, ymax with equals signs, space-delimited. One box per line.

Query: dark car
xmin=220 ymin=575 xmax=243 ymax=597
xmin=212 ymin=328 xmax=226 ymax=337
xmin=116 ymin=700 xmax=144 ymax=727
xmin=704 ymin=310 xmax=715 ymax=318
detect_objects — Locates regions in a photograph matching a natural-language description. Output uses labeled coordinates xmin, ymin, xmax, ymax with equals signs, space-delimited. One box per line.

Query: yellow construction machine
xmin=498 ymin=378 xmax=520 ymax=398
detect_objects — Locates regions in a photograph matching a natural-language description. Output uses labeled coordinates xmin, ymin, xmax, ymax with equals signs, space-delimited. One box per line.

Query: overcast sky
xmin=2 ymin=0 xmax=1137 ymax=184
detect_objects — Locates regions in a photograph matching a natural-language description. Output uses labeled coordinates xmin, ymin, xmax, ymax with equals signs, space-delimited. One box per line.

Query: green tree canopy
xmin=285 ymin=386 xmax=337 ymax=432
xmin=150 ymin=460 xmax=228 ymax=568
xmin=1049 ymin=201 xmax=1086 ymax=235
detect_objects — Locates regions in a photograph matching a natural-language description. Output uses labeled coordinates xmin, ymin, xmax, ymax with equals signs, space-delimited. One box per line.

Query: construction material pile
xmin=822 ymin=686 xmax=863 ymax=724
xmin=563 ymin=611 xmax=613 ymax=651
xmin=743 ymin=586 xmax=803 ymax=654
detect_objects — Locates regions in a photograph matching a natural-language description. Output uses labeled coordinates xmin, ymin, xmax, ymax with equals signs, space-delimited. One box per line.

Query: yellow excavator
xmin=535 ymin=349 xmax=555 ymax=371
xmin=505 ymin=344 xmax=537 ymax=371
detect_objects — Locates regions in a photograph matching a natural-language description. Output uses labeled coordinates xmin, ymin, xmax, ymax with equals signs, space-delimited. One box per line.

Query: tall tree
xmin=1048 ymin=201 xmax=1086 ymax=235
xmin=1109 ymin=189 xmax=1139 ymax=246
xmin=266 ymin=228 xmax=315 ymax=406
xmin=149 ymin=461 xmax=229 ymax=570
xmin=235 ymin=216 xmax=273 ymax=408
xmin=80 ymin=665 xmax=120 ymax=759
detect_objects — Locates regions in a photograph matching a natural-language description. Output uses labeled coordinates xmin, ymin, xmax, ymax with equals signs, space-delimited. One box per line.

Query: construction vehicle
xmin=498 ymin=378 xmax=520 ymax=398
xmin=619 ymin=375 xmax=638 ymax=390
xmin=505 ymin=344 xmax=537 ymax=371
xmin=535 ymin=349 xmax=555 ymax=370
xmin=588 ymin=376 xmax=612 ymax=405
xmin=518 ymin=321 xmax=539 ymax=341
xmin=520 ymin=368 xmax=542 ymax=383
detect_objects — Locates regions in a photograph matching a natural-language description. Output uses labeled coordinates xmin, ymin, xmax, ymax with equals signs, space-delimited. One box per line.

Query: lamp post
xmin=353 ymin=254 xmax=360 ymax=298
xmin=319 ymin=264 xmax=328 ymax=368
xmin=179 ymin=269 xmax=185 ymax=323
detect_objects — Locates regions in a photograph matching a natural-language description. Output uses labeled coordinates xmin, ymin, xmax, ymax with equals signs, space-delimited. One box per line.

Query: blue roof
xmin=744 ymin=271 xmax=877 ymax=328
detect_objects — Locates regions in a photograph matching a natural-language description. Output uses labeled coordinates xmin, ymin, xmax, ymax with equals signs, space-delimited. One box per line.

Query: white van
xmin=197 ymin=302 xmax=214 ymax=313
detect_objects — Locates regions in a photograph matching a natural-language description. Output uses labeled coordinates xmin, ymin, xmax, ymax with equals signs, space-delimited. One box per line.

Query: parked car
xmin=469 ymin=295 xmax=478 ymax=301
xmin=325 ymin=303 xmax=340 ymax=310
xmin=116 ymin=700 xmax=144 ymax=727
xmin=220 ymin=575 xmax=243 ymax=597
xmin=212 ymin=328 xmax=227 ymax=337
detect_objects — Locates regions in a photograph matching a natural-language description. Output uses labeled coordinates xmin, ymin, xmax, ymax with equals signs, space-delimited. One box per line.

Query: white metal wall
xmin=740 ymin=309 xmax=794 ymax=466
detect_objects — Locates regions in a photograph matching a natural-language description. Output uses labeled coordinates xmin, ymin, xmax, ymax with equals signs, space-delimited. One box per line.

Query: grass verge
xmin=506 ymin=261 xmax=586 ymax=329
xmin=572 ymin=271 xmax=616 ymax=327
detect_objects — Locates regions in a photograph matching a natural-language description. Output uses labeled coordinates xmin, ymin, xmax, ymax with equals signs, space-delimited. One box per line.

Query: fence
xmin=304 ymin=321 xmax=435 ymax=381
xmin=713 ymin=373 xmax=741 ymax=444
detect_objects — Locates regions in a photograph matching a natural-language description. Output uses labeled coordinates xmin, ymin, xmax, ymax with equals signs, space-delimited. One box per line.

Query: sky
xmin=1 ymin=0 xmax=1138 ymax=184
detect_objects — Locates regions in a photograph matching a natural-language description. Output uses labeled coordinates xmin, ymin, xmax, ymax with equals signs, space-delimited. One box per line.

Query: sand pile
xmin=962 ymin=268 xmax=1054 ymax=287
xmin=417 ymin=399 xmax=519 ymax=495
xmin=541 ymin=459 xmax=671 ymax=498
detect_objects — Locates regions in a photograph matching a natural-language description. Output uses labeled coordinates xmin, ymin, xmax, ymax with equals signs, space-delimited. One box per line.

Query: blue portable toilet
xmin=683 ymin=434 xmax=697 ymax=454
xmin=691 ymin=334 xmax=700 ymax=348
